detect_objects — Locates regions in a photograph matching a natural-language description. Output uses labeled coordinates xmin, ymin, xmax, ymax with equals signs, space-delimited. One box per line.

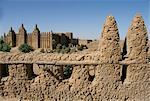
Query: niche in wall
xmin=0 ymin=64 xmax=9 ymax=77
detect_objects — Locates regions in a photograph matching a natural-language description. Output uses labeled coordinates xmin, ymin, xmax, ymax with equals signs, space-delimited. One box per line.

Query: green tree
xmin=1 ymin=43 xmax=11 ymax=52
xmin=19 ymin=43 xmax=33 ymax=53
xmin=0 ymin=38 xmax=4 ymax=44
xmin=52 ymin=39 xmax=57 ymax=49
xmin=0 ymin=38 xmax=11 ymax=52
xmin=55 ymin=44 xmax=62 ymax=53
xmin=56 ymin=44 xmax=62 ymax=49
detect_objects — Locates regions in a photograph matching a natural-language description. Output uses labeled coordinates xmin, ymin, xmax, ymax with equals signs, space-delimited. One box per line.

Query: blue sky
xmin=0 ymin=0 xmax=149 ymax=39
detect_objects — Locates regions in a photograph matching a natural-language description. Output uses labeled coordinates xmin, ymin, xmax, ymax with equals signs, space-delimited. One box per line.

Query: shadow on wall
xmin=121 ymin=65 xmax=128 ymax=83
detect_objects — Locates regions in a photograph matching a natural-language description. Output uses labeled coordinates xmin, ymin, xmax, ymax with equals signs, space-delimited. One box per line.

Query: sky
xmin=0 ymin=0 xmax=149 ymax=40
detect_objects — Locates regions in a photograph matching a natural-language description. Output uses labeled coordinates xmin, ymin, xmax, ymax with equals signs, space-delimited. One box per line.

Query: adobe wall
xmin=27 ymin=33 xmax=32 ymax=47
xmin=63 ymin=32 xmax=73 ymax=44
xmin=0 ymin=64 xmax=2 ymax=80
xmin=52 ymin=32 xmax=73 ymax=47
xmin=78 ymin=39 xmax=92 ymax=45
xmin=15 ymin=34 xmax=19 ymax=46
xmin=0 ymin=14 xmax=149 ymax=100
xmin=40 ymin=32 xmax=52 ymax=49
xmin=0 ymin=63 xmax=149 ymax=100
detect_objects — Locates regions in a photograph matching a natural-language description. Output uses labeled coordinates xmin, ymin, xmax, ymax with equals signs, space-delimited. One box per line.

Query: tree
xmin=0 ymin=38 xmax=4 ymax=44
xmin=0 ymin=38 xmax=11 ymax=52
xmin=52 ymin=39 xmax=57 ymax=49
xmin=19 ymin=43 xmax=33 ymax=53
xmin=1 ymin=43 xmax=11 ymax=52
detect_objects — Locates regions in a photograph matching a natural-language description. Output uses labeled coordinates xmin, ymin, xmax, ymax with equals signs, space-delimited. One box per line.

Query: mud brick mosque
xmin=2 ymin=24 xmax=73 ymax=49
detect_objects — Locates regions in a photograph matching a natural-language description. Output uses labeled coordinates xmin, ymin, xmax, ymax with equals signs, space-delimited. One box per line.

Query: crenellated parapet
xmin=125 ymin=14 xmax=148 ymax=63
xmin=98 ymin=15 xmax=121 ymax=63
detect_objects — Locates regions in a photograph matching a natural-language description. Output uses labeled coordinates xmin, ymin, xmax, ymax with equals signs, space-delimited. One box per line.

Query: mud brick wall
xmin=37 ymin=64 xmax=64 ymax=81
xmin=0 ymin=63 xmax=149 ymax=100
xmin=0 ymin=14 xmax=149 ymax=100
xmin=0 ymin=64 xmax=2 ymax=80
xmin=27 ymin=33 xmax=32 ymax=47
xmin=8 ymin=64 xmax=33 ymax=80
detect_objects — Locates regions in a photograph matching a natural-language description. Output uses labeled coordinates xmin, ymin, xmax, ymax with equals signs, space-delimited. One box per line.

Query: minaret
xmin=18 ymin=24 xmax=27 ymax=46
xmin=126 ymin=14 xmax=148 ymax=63
xmin=32 ymin=24 xmax=40 ymax=49
xmin=7 ymin=27 xmax=16 ymax=47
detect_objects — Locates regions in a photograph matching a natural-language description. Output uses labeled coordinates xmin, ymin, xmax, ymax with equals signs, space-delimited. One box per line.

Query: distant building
xmin=3 ymin=24 xmax=73 ymax=50
xmin=78 ymin=39 xmax=92 ymax=46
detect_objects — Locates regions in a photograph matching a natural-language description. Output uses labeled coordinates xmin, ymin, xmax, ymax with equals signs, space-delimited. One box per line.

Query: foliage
xmin=0 ymin=44 xmax=2 ymax=50
xmin=19 ymin=43 xmax=33 ymax=53
xmin=55 ymin=44 xmax=61 ymax=53
xmin=53 ymin=44 xmax=71 ymax=54
xmin=64 ymin=47 xmax=70 ymax=53
xmin=77 ymin=44 xmax=88 ymax=51
xmin=77 ymin=45 xmax=84 ymax=51
xmin=0 ymin=38 xmax=4 ymax=44
xmin=52 ymin=39 xmax=57 ymax=49
xmin=52 ymin=44 xmax=88 ymax=54
xmin=1 ymin=43 xmax=11 ymax=52
xmin=56 ymin=44 xmax=62 ymax=49
xmin=69 ymin=47 xmax=77 ymax=53
xmin=62 ymin=45 xmax=66 ymax=49
xmin=0 ymin=38 xmax=11 ymax=52
xmin=60 ymin=45 xmax=70 ymax=54
xmin=63 ymin=65 xmax=73 ymax=79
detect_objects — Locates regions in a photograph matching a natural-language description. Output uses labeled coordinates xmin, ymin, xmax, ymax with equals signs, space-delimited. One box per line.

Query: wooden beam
xmin=0 ymin=60 xmax=149 ymax=65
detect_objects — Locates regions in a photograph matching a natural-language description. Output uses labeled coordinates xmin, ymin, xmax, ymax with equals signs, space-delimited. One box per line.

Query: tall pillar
xmin=98 ymin=15 xmax=121 ymax=63
xmin=124 ymin=14 xmax=149 ymax=84
xmin=91 ymin=16 xmax=122 ymax=100
xmin=126 ymin=14 xmax=148 ymax=63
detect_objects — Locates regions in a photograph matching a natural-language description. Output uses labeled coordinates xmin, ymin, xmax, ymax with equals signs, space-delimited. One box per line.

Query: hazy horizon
xmin=0 ymin=0 xmax=149 ymax=40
